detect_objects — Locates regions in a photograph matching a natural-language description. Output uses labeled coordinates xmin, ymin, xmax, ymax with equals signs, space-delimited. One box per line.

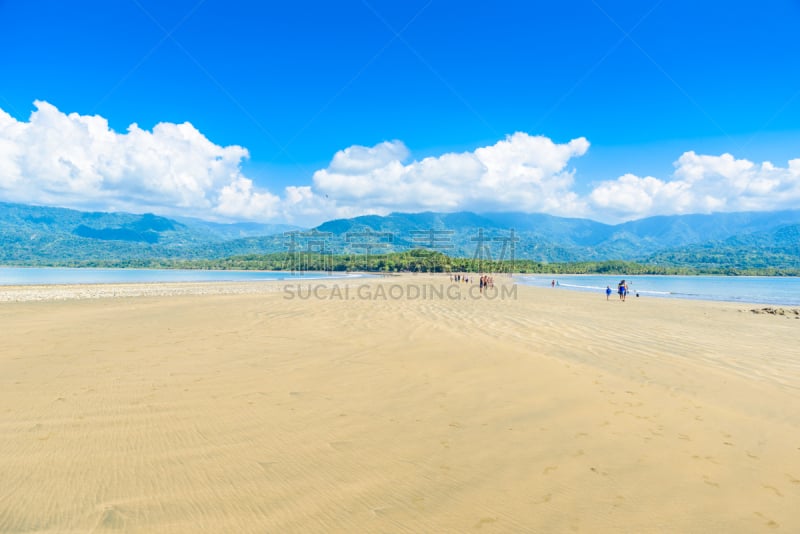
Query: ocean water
xmin=2 ymin=268 xmax=798 ymax=306
xmin=517 ymin=274 xmax=800 ymax=307
xmin=0 ymin=267 xmax=362 ymax=286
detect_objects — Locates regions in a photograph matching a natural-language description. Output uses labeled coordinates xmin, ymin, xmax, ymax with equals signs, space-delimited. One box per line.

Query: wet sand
xmin=1 ymin=276 xmax=798 ymax=532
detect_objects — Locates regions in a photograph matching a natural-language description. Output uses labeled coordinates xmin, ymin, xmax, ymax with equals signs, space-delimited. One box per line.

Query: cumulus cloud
xmin=328 ymin=140 xmax=410 ymax=175
xmin=312 ymin=133 xmax=590 ymax=215
xmin=2 ymin=102 xmax=798 ymax=226
xmin=589 ymin=151 xmax=800 ymax=220
xmin=0 ymin=104 xmax=594 ymax=224
xmin=0 ymin=101 xmax=263 ymax=220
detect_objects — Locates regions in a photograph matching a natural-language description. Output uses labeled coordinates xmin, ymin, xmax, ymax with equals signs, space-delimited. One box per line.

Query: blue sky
xmin=1 ymin=0 xmax=799 ymax=225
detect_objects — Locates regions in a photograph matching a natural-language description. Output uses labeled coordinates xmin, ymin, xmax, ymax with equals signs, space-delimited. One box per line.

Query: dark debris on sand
xmin=748 ymin=307 xmax=800 ymax=318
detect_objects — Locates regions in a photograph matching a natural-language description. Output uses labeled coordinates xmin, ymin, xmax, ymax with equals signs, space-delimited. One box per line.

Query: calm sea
xmin=0 ymin=267 xmax=362 ymax=286
xmin=517 ymin=274 xmax=800 ymax=307
xmin=2 ymin=268 xmax=798 ymax=306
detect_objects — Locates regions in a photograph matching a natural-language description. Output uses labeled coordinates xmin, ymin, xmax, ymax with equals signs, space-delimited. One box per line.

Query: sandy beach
xmin=1 ymin=275 xmax=798 ymax=533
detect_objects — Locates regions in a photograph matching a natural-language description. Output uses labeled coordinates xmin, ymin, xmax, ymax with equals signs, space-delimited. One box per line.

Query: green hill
xmin=2 ymin=201 xmax=800 ymax=272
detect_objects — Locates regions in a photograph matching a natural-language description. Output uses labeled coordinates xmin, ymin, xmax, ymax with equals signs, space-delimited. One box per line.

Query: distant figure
xmin=606 ymin=285 xmax=612 ymax=300
xmin=618 ymin=280 xmax=627 ymax=302
xmin=551 ymin=279 xmax=555 ymax=288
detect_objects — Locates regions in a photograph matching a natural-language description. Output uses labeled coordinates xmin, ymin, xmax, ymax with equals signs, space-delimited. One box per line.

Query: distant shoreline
xmin=2 ymin=273 xmax=799 ymax=308
xmin=3 ymin=244 xmax=800 ymax=278
xmin=2 ymin=262 xmax=799 ymax=278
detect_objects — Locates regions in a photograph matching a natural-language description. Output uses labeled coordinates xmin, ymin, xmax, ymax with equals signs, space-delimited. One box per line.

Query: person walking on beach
xmin=618 ymin=280 xmax=627 ymax=301
xmin=606 ymin=285 xmax=612 ymax=300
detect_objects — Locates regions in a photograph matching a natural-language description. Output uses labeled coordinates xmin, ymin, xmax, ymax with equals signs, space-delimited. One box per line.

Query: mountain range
xmin=2 ymin=201 xmax=800 ymax=270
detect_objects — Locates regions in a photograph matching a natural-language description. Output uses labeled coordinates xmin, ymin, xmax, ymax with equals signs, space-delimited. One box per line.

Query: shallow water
xmin=0 ymin=267 xmax=362 ymax=286
xmin=517 ymin=274 xmax=800 ymax=307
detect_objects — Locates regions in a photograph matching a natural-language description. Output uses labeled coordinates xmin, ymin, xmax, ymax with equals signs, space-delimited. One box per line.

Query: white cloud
xmin=214 ymin=176 xmax=281 ymax=220
xmin=589 ymin=174 xmax=691 ymax=218
xmin=2 ymin=102 xmax=799 ymax=226
xmin=312 ymin=133 xmax=590 ymax=215
xmin=328 ymin=140 xmax=409 ymax=174
xmin=0 ymin=101 xmax=261 ymax=220
xmin=588 ymin=151 xmax=800 ymax=221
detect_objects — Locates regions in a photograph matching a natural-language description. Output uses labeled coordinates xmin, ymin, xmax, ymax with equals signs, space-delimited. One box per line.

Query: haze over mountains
xmin=2 ymin=201 xmax=800 ymax=270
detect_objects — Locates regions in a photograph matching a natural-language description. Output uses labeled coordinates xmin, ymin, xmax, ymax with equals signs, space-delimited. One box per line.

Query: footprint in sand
xmin=98 ymin=506 xmax=127 ymax=529
xmin=371 ymin=506 xmax=394 ymax=517
xmin=543 ymin=465 xmax=558 ymax=475
xmin=258 ymin=461 xmax=276 ymax=471
xmin=474 ymin=517 xmax=497 ymax=529
xmin=754 ymin=511 xmax=780 ymax=529
xmin=762 ymin=484 xmax=783 ymax=497
xmin=692 ymin=455 xmax=719 ymax=465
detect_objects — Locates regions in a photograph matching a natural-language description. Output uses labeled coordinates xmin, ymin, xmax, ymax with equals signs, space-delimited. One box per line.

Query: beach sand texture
xmin=1 ymin=276 xmax=798 ymax=532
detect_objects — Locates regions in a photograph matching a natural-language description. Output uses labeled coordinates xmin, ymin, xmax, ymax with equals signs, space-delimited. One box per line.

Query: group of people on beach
xmin=605 ymin=280 xmax=636 ymax=301
xmin=479 ymin=275 xmax=494 ymax=292
xmin=618 ymin=280 xmax=628 ymax=301
xmin=448 ymin=274 xmax=494 ymax=293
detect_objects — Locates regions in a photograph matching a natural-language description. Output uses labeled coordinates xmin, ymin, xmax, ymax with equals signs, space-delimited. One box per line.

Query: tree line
xmin=18 ymin=249 xmax=799 ymax=276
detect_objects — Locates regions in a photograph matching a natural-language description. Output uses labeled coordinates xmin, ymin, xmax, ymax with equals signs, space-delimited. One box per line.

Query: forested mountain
xmin=309 ymin=210 xmax=800 ymax=263
xmin=0 ymin=202 xmax=299 ymax=263
xmin=646 ymin=223 xmax=800 ymax=272
xmin=2 ymin=201 xmax=800 ymax=270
